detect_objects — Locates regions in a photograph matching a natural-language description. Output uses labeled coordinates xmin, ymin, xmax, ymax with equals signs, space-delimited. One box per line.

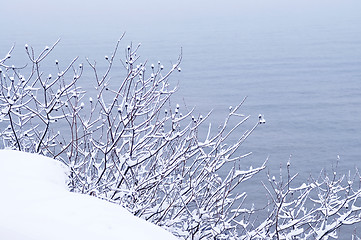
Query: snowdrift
xmin=0 ymin=150 xmax=177 ymax=240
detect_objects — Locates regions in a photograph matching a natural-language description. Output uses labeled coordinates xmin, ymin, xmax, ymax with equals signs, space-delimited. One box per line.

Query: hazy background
xmin=2 ymin=0 xmax=361 ymax=204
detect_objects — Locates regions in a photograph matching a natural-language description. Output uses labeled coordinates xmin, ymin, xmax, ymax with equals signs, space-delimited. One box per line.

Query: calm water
xmin=2 ymin=0 xmax=361 ymax=230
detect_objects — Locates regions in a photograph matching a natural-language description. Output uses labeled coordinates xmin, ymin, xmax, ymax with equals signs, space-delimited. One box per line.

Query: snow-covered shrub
xmin=0 ymin=37 xmax=265 ymax=239
xmin=245 ymin=162 xmax=361 ymax=239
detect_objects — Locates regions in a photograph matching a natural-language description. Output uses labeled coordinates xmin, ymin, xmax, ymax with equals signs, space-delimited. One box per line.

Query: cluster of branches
xmin=0 ymin=37 xmax=266 ymax=239
xmin=1 ymin=37 xmax=360 ymax=239
xmin=243 ymin=162 xmax=361 ymax=239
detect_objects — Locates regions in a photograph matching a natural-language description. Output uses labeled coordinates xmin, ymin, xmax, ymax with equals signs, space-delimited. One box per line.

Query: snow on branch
xmin=245 ymin=163 xmax=361 ymax=239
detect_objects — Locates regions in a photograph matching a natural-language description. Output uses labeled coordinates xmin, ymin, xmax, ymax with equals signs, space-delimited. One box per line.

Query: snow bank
xmin=0 ymin=150 xmax=177 ymax=240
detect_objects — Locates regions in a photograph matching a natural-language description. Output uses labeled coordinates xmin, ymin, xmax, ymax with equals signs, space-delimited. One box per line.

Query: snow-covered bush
xmin=245 ymin=163 xmax=361 ymax=239
xmin=1 ymin=37 xmax=360 ymax=239
xmin=0 ymin=37 xmax=265 ymax=239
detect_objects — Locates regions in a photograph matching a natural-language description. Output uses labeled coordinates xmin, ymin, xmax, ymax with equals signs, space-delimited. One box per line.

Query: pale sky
xmin=4 ymin=0 xmax=359 ymax=28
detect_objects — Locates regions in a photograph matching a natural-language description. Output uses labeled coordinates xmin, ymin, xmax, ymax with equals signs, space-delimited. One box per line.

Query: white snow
xmin=0 ymin=149 xmax=178 ymax=240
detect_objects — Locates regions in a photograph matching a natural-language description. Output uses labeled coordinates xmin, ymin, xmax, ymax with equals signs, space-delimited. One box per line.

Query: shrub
xmin=0 ymin=37 xmax=265 ymax=239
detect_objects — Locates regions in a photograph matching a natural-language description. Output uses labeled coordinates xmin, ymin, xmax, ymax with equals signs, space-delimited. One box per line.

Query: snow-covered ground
xmin=0 ymin=150 xmax=178 ymax=240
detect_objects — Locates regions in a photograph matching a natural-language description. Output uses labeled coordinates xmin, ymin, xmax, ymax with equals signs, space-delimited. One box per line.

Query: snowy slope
xmin=0 ymin=150 xmax=178 ymax=240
